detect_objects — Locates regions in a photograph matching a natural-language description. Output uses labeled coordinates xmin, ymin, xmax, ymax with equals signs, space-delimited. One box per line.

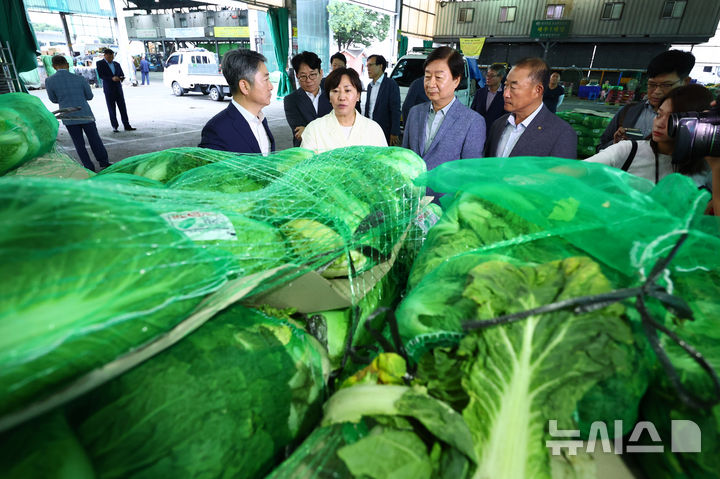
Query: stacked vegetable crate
xmin=557 ymin=109 xmax=613 ymax=158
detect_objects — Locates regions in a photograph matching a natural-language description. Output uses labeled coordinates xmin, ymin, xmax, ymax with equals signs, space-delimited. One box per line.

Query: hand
xmin=112 ymin=76 xmax=121 ymax=82
xmin=612 ymin=127 xmax=627 ymax=144
xmin=294 ymin=126 xmax=305 ymax=141
xmin=389 ymin=134 xmax=401 ymax=146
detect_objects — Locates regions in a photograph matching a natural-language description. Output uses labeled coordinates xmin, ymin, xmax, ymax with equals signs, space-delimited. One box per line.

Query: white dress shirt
xmin=367 ymin=74 xmax=384 ymax=118
xmin=232 ymin=98 xmax=270 ymax=156
xmin=496 ymin=102 xmax=544 ymax=157
xmin=305 ymin=89 xmax=320 ymax=114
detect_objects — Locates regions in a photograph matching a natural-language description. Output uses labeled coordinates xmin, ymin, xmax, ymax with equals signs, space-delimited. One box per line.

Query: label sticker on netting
xmin=414 ymin=209 xmax=440 ymax=236
xmin=161 ymin=211 xmax=237 ymax=241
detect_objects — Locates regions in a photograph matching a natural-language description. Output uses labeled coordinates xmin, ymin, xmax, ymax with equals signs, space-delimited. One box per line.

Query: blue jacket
xmin=96 ymin=59 xmax=125 ymax=97
xmin=402 ymin=98 xmax=486 ymax=172
xmin=470 ymin=86 xmax=507 ymax=139
xmin=45 ymin=69 xmax=95 ymax=126
xmin=283 ymin=87 xmax=332 ymax=147
xmin=199 ymin=103 xmax=275 ymax=154
xmin=364 ymin=73 xmax=401 ymax=142
xmin=139 ymin=59 xmax=150 ymax=73
xmin=485 ymin=104 xmax=577 ymax=159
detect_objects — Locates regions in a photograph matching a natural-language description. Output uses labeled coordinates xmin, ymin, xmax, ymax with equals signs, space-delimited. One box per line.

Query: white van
xmin=162 ymin=48 xmax=230 ymax=101
xmin=390 ymin=51 xmax=476 ymax=109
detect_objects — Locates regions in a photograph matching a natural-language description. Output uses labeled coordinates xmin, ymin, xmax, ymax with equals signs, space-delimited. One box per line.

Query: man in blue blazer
xmin=485 ymin=57 xmax=576 ymax=159
xmin=284 ymin=51 xmax=332 ymax=147
xmin=470 ymin=63 xmax=507 ymax=139
xmin=199 ymin=49 xmax=275 ymax=155
xmin=95 ymin=49 xmax=135 ymax=132
xmin=402 ymin=47 xmax=486 ymax=200
xmin=365 ymin=55 xmax=401 ymax=146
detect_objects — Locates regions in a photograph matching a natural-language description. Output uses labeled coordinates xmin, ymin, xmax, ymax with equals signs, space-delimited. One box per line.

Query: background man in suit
xmin=486 ymin=57 xmax=576 ymax=159
xmin=95 ymin=49 xmax=135 ymax=133
xmin=364 ymin=54 xmax=401 ymax=146
xmin=401 ymin=77 xmax=429 ymax=126
xmin=330 ymin=52 xmax=346 ymax=71
xmin=470 ymin=63 xmax=507 ymax=140
xmin=597 ymin=49 xmax=694 ymax=151
xmin=199 ymin=49 xmax=275 ymax=155
xmin=403 ymin=47 xmax=486 ymax=201
xmin=45 ymin=55 xmax=109 ymax=172
xmin=139 ymin=55 xmax=150 ymax=85
xmin=284 ymin=51 xmax=332 ymax=147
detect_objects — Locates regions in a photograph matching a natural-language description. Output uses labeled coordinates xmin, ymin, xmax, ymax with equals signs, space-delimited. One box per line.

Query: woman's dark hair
xmin=424 ymin=46 xmax=464 ymax=80
xmin=653 ymin=84 xmax=713 ymax=175
xmin=323 ymin=67 xmax=362 ymax=100
xmin=291 ymin=51 xmax=322 ymax=73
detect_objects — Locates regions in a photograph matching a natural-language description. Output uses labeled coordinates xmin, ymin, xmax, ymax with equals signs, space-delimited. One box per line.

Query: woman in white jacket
xmin=585 ymin=84 xmax=713 ymax=188
xmin=301 ymin=67 xmax=387 ymax=153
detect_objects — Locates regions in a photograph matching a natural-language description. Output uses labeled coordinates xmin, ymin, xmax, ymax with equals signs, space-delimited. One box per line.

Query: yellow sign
xmin=459 ymin=37 xmax=486 ymax=57
xmin=292 ymin=27 xmax=298 ymax=38
xmin=213 ymin=26 xmax=250 ymax=38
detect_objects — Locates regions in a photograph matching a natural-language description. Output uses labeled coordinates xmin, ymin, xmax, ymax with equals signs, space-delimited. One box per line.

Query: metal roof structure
xmin=121 ymin=0 xmax=284 ymax=13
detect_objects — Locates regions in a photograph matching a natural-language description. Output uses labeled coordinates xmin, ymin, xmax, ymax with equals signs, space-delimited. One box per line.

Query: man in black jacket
xmin=283 ymin=51 xmax=332 ymax=147
xmin=597 ymin=50 xmax=694 ymax=151
xmin=95 ymin=49 xmax=135 ymax=132
xmin=364 ymin=54 xmax=401 ymax=146
xmin=470 ymin=63 xmax=507 ymax=140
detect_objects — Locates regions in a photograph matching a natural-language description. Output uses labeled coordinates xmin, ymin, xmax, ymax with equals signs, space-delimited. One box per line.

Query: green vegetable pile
xmin=0 ymin=93 xmax=58 ymax=174
xmin=395 ymin=156 xmax=720 ymax=478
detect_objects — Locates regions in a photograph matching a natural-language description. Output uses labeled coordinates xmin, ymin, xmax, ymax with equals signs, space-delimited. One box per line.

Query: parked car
xmin=390 ymin=50 xmax=476 ymax=108
xmin=162 ymin=48 xmax=230 ymax=101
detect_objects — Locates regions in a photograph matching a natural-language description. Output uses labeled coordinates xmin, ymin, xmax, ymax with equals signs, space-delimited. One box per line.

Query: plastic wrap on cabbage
xmin=67 ymin=304 xmax=329 ymax=479
xmin=0 ymin=177 xmax=230 ymax=419
xmin=0 ymin=93 xmax=59 ymax=174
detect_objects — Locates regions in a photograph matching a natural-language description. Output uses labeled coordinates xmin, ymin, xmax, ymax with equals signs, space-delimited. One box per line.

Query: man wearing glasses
xmin=364 ymin=54 xmax=401 ymax=146
xmin=598 ymin=50 xmax=694 ymax=151
xmin=470 ymin=63 xmax=508 ymax=139
xmin=284 ymin=51 xmax=332 ymax=147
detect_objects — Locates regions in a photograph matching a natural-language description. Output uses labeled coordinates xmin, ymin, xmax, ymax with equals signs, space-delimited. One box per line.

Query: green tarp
xmin=0 ymin=0 xmax=39 ymax=74
xmin=267 ymin=8 xmax=292 ymax=98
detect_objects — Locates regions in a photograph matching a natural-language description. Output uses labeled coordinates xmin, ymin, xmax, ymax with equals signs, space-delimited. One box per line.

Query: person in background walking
xmin=45 ymin=55 xmax=110 ymax=172
xmin=139 ymin=55 xmax=150 ymax=85
xmin=95 ymin=49 xmax=136 ymax=133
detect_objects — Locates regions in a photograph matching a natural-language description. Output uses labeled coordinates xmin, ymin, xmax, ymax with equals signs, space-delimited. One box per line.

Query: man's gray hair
xmin=222 ymin=49 xmax=267 ymax=95
xmin=489 ymin=63 xmax=506 ymax=77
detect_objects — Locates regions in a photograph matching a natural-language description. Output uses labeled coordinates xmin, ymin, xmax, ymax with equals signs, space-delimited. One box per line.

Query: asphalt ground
xmin=30 ymin=72 xmax=623 ymax=169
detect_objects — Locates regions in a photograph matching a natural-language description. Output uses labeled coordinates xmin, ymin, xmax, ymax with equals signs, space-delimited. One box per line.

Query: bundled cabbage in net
xmin=63 ymin=304 xmax=328 ymax=479
xmin=396 ymin=157 xmax=720 ymax=479
xmin=0 ymin=93 xmax=59 ymax=174
xmin=4 ymin=148 xmax=94 ymax=180
xmin=0 ymin=176 xmax=231 ymax=419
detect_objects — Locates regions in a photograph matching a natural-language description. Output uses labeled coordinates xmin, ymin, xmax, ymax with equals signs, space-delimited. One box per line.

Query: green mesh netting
xmin=0 ymin=145 xmax=426 ymax=431
xmin=0 ymin=93 xmax=58 ymax=174
xmin=4 ymin=147 xmax=94 ymax=180
xmin=399 ymin=156 xmax=717 ymax=358
xmin=397 ymin=156 xmax=720 ymax=479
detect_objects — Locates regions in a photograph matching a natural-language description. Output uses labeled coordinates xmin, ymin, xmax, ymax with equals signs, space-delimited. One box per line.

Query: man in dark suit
xmin=470 ymin=63 xmax=507 ymax=139
xmin=199 ymin=49 xmax=275 ymax=155
xmin=283 ymin=51 xmax=332 ymax=147
xmin=364 ymin=54 xmax=401 ymax=146
xmin=95 ymin=49 xmax=135 ymax=133
xmin=486 ymin=57 xmax=576 ymax=159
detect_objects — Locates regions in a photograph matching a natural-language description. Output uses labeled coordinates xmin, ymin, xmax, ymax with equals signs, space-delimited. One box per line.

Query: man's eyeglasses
xmin=486 ymin=73 xmax=499 ymax=78
xmin=647 ymin=79 xmax=681 ymax=92
xmin=297 ymin=72 xmax=319 ymax=82
xmin=367 ymin=62 xmax=377 ymax=67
